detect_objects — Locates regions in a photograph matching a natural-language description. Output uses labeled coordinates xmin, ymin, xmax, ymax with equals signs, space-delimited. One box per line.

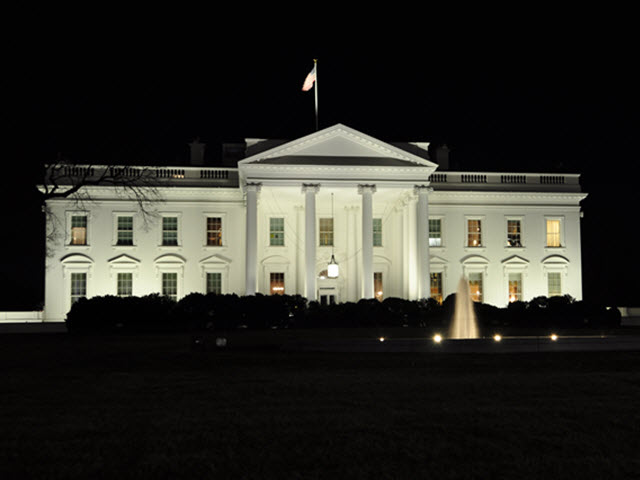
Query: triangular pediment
xmin=108 ymin=254 xmax=140 ymax=264
xmin=502 ymin=255 xmax=530 ymax=265
xmin=238 ymin=124 xmax=437 ymax=169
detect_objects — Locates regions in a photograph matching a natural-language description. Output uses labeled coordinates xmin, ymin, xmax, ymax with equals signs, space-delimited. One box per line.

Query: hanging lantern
xmin=327 ymin=254 xmax=339 ymax=278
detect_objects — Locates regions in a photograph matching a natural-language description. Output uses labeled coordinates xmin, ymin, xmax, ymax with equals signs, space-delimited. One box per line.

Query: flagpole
xmin=313 ymin=58 xmax=318 ymax=131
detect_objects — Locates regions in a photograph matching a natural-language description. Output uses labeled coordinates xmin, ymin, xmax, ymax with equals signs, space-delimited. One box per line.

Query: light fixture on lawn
xmin=327 ymin=192 xmax=339 ymax=278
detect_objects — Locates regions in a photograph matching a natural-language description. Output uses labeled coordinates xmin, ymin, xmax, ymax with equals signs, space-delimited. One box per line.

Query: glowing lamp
xmin=550 ymin=334 xmax=558 ymax=341
xmin=379 ymin=337 xmax=385 ymax=342
xmin=433 ymin=334 xmax=443 ymax=343
xmin=493 ymin=334 xmax=502 ymax=342
xmin=327 ymin=254 xmax=339 ymax=278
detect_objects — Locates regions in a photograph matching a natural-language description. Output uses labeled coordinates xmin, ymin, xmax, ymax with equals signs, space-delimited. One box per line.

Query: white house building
xmin=42 ymin=124 xmax=587 ymax=322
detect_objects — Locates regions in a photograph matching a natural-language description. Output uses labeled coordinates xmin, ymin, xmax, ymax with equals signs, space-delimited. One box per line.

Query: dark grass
xmin=1 ymin=332 xmax=639 ymax=479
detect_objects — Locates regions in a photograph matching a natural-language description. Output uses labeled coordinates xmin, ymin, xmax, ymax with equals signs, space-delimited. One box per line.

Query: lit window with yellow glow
xmin=71 ymin=215 xmax=87 ymax=245
xmin=430 ymin=272 xmax=443 ymax=304
xmin=468 ymin=272 xmax=483 ymax=303
xmin=467 ymin=219 xmax=482 ymax=247
xmin=206 ymin=217 xmax=222 ymax=246
xmin=546 ymin=219 xmax=561 ymax=247
xmin=374 ymin=272 xmax=383 ymax=301
xmin=508 ymin=273 xmax=522 ymax=303
xmin=270 ymin=272 xmax=285 ymax=295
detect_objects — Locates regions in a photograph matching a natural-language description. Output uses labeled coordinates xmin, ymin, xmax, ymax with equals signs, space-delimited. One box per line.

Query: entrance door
xmin=318 ymin=286 xmax=338 ymax=305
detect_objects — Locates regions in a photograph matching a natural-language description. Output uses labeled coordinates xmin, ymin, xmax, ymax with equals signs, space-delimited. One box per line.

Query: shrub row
xmin=65 ymin=292 xmax=621 ymax=334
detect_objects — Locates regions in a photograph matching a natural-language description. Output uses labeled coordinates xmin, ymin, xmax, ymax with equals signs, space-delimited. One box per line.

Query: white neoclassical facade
xmin=42 ymin=124 xmax=587 ymax=322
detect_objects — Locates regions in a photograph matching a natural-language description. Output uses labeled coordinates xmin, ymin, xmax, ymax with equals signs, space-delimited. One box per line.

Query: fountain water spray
xmin=449 ymin=275 xmax=480 ymax=339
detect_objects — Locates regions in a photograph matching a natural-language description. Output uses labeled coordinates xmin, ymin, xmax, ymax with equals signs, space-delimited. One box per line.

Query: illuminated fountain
xmin=449 ymin=276 xmax=480 ymax=339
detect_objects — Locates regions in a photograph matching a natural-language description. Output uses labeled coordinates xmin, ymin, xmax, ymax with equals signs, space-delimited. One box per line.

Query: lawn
xmin=1 ymin=332 xmax=639 ymax=479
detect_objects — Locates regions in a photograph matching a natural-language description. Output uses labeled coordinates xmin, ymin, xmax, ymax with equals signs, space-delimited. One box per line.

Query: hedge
xmin=65 ymin=292 xmax=621 ymax=333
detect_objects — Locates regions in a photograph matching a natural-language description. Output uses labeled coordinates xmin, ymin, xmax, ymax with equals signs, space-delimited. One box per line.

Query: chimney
xmin=188 ymin=138 xmax=206 ymax=166
xmin=435 ymin=144 xmax=450 ymax=170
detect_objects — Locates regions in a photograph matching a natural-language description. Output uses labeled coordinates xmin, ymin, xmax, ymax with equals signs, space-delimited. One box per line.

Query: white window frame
xmin=112 ymin=212 xmax=136 ymax=247
xmin=116 ymin=272 xmax=134 ymax=297
xmin=544 ymin=216 xmax=565 ymax=249
xmin=372 ymin=217 xmax=383 ymax=247
xmin=66 ymin=211 xmax=90 ymax=247
xmin=159 ymin=213 xmax=182 ymax=248
xmin=268 ymin=216 xmax=286 ymax=247
xmin=318 ymin=217 xmax=334 ymax=247
xmin=430 ymin=256 xmax=448 ymax=303
xmin=61 ymin=253 xmax=94 ymax=313
xmin=505 ymin=216 xmax=525 ymax=248
xmin=203 ymin=212 xmax=227 ymax=248
xmin=199 ymin=254 xmax=231 ymax=294
xmin=465 ymin=215 xmax=485 ymax=249
xmin=462 ymin=255 xmax=489 ymax=303
xmin=502 ymin=256 xmax=529 ymax=305
xmin=155 ymin=254 xmax=185 ymax=300
xmin=542 ymin=255 xmax=570 ymax=298
xmin=261 ymin=255 xmax=291 ymax=295
xmin=109 ymin=254 xmax=140 ymax=296
xmin=429 ymin=216 xmax=445 ymax=248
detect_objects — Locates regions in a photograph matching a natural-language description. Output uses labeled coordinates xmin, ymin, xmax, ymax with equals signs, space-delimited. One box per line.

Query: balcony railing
xmin=429 ymin=171 xmax=581 ymax=192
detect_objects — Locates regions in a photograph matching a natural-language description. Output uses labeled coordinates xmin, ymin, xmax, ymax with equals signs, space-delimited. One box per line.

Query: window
xmin=507 ymin=220 xmax=522 ymax=247
xmin=430 ymin=272 xmax=443 ymax=304
xmin=508 ymin=273 xmax=523 ymax=303
xmin=71 ymin=215 xmax=87 ymax=245
xmin=467 ymin=219 xmax=482 ymax=247
xmin=117 ymin=272 xmax=133 ymax=297
xmin=373 ymin=218 xmax=382 ymax=247
xmin=162 ymin=217 xmax=178 ymax=246
xmin=116 ymin=216 xmax=134 ymax=246
xmin=548 ymin=272 xmax=562 ymax=297
xmin=429 ymin=219 xmax=442 ymax=247
xmin=468 ymin=272 xmax=483 ymax=303
xmin=374 ymin=272 xmax=383 ymax=301
xmin=70 ymin=272 xmax=87 ymax=305
xmin=206 ymin=217 xmax=222 ymax=246
xmin=162 ymin=272 xmax=178 ymax=301
xmin=319 ymin=218 xmax=333 ymax=246
xmin=270 ymin=272 xmax=285 ymax=295
xmin=206 ymin=272 xmax=222 ymax=294
xmin=269 ymin=217 xmax=285 ymax=246
xmin=546 ymin=219 xmax=561 ymax=247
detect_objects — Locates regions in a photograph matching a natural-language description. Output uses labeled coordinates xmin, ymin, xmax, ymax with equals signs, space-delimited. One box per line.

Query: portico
xmin=238 ymin=124 xmax=437 ymax=302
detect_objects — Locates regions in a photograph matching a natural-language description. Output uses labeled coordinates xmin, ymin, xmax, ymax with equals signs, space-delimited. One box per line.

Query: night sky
xmin=3 ymin=16 xmax=638 ymax=309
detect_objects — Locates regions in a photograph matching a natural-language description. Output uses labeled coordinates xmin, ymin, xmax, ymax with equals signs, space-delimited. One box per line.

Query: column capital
xmin=302 ymin=183 xmax=320 ymax=194
xmin=245 ymin=182 xmax=262 ymax=192
xmin=414 ymin=185 xmax=433 ymax=195
xmin=358 ymin=184 xmax=377 ymax=195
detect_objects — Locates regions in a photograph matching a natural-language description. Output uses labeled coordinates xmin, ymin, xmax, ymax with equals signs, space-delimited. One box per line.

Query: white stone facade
xmin=42 ymin=124 xmax=587 ymax=322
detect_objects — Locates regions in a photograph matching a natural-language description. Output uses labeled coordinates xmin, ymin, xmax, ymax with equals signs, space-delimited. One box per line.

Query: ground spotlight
xmin=550 ymin=334 xmax=558 ymax=341
xmin=379 ymin=337 xmax=385 ymax=342
xmin=493 ymin=334 xmax=502 ymax=342
xmin=433 ymin=334 xmax=443 ymax=343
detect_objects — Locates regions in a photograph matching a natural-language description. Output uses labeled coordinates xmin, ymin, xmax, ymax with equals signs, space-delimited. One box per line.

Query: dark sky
xmin=3 ymin=15 xmax=638 ymax=308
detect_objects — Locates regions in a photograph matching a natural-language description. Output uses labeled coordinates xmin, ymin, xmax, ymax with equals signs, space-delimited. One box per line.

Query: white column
xmin=303 ymin=184 xmax=320 ymax=301
xmin=295 ymin=205 xmax=304 ymax=296
xmin=359 ymin=184 xmax=376 ymax=298
xmin=345 ymin=205 xmax=358 ymax=302
xmin=415 ymin=185 xmax=431 ymax=300
xmin=245 ymin=183 xmax=261 ymax=295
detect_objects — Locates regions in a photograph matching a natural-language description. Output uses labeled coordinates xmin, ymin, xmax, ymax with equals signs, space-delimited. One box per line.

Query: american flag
xmin=302 ymin=65 xmax=316 ymax=91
